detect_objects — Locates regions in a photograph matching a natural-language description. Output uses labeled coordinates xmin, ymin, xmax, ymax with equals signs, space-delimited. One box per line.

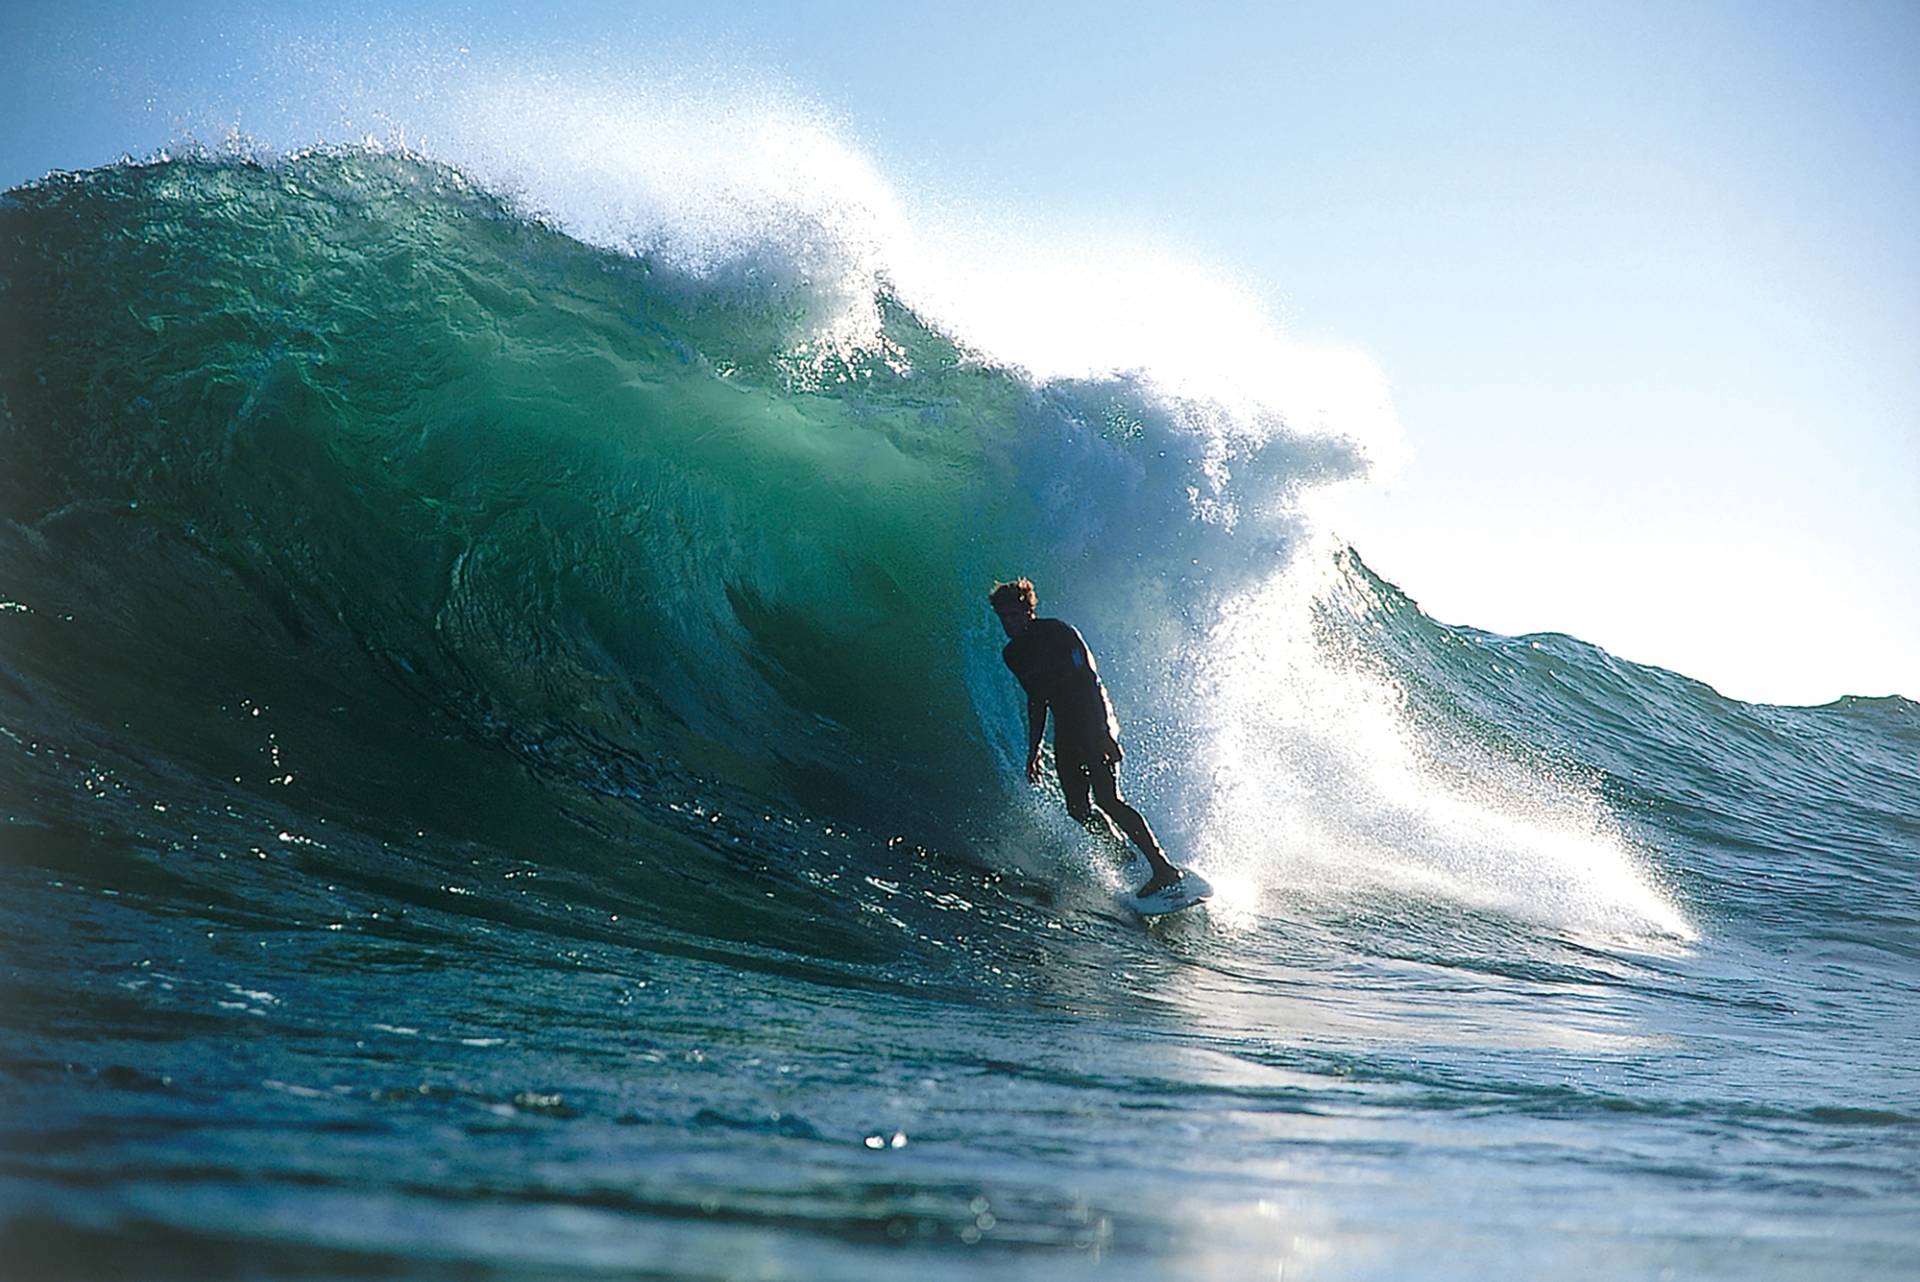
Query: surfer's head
xmin=989 ymin=578 xmax=1037 ymax=638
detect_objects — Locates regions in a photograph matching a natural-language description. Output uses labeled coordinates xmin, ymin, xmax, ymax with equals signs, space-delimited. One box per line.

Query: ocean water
xmin=1 ymin=147 xmax=1916 ymax=1282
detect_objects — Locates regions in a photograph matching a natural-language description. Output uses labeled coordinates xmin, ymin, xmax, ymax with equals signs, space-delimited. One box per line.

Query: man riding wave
xmin=990 ymin=577 xmax=1182 ymax=898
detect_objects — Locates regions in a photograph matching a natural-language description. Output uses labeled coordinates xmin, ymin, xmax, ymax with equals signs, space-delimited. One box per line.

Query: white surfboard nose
xmin=1122 ymin=867 xmax=1214 ymax=917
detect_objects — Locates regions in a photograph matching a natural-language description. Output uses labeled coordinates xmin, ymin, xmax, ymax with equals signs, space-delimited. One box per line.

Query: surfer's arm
xmin=1025 ymin=692 xmax=1047 ymax=784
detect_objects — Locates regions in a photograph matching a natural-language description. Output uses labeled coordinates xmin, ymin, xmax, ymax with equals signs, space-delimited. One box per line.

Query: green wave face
xmin=4 ymin=154 xmax=1010 ymax=818
xmin=0 ymin=150 xmax=1345 ymax=841
xmin=7 ymin=150 xmax=1909 ymax=950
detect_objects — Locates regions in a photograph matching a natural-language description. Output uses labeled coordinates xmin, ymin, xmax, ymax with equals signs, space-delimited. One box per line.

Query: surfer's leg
xmin=1057 ymin=758 xmax=1095 ymax=823
xmin=1087 ymin=762 xmax=1160 ymax=856
xmin=1058 ymin=755 xmax=1126 ymax=845
xmin=1090 ymin=763 xmax=1179 ymax=890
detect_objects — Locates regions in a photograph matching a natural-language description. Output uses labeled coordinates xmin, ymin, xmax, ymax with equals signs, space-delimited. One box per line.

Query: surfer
xmin=991 ymin=578 xmax=1183 ymax=897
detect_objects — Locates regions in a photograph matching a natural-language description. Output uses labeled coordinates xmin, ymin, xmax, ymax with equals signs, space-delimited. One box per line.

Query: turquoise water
xmin=1 ymin=151 xmax=1916 ymax=1280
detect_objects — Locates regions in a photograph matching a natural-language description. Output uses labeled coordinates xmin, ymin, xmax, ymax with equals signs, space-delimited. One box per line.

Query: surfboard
xmin=1120 ymin=868 xmax=1213 ymax=917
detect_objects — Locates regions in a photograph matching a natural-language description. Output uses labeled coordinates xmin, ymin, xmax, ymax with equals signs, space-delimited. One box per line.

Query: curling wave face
xmin=0 ymin=150 xmax=1373 ymax=916
xmin=6 ymin=148 xmax=1891 ymax=954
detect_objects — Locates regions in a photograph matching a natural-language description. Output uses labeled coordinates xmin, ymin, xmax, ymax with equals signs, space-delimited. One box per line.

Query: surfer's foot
xmin=1137 ymin=867 xmax=1183 ymax=898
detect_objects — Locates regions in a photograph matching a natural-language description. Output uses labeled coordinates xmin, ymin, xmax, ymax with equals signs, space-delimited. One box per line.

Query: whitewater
xmin=1 ymin=70 xmax=1916 ymax=1282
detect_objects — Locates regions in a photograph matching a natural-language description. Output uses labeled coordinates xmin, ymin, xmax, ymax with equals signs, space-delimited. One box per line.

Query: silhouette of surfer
xmin=990 ymin=578 xmax=1182 ymax=897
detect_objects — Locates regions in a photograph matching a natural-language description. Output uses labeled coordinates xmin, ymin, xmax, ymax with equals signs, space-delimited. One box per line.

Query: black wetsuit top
xmin=1002 ymin=618 xmax=1121 ymax=759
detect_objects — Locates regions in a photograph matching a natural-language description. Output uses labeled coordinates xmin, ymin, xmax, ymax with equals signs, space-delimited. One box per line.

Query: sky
xmin=4 ymin=0 xmax=1916 ymax=705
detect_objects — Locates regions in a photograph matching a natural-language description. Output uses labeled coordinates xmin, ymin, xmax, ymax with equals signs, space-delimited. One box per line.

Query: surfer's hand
xmin=1026 ymin=749 xmax=1045 ymax=785
xmin=1102 ymin=735 xmax=1123 ymax=764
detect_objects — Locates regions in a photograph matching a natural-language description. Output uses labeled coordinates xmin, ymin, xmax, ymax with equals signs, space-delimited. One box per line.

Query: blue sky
xmin=5 ymin=1 xmax=1916 ymax=703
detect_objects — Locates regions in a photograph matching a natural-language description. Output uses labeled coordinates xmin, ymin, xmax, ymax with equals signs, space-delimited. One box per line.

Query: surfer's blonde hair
xmin=989 ymin=578 xmax=1037 ymax=613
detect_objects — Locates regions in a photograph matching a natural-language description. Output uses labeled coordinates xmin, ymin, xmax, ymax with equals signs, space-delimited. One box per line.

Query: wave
xmin=0 ymin=147 xmax=1358 ymax=810
xmin=4 ymin=149 xmax=1908 ymax=961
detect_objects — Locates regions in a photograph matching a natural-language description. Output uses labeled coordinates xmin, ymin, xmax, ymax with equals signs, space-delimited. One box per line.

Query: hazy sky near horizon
xmin=6 ymin=0 xmax=1916 ymax=704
